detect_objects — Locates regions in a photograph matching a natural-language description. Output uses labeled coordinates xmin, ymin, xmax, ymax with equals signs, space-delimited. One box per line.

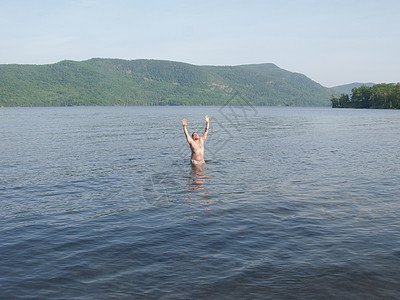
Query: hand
xmin=205 ymin=115 xmax=209 ymax=123
xmin=182 ymin=118 xmax=188 ymax=126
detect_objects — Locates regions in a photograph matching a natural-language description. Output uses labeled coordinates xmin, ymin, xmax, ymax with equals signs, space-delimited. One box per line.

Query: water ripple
xmin=1 ymin=106 xmax=400 ymax=299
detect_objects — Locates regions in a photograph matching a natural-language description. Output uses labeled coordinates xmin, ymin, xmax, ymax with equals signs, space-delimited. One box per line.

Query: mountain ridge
xmin=331 ymin=82 xmax=376 ymax=95
xmin=0 ymin=58 xmax=336 ymax=107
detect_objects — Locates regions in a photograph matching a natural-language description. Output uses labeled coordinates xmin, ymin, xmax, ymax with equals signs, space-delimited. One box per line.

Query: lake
xmin=1 ymin=105 xmax=400 ymax=299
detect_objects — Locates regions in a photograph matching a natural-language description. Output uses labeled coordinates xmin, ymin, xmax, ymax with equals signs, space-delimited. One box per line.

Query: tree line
xmin=331 ymin=83 xmax=400 ymax=109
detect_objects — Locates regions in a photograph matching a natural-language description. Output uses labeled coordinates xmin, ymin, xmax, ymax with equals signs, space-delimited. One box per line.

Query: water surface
xmin=1 ymin=106 xmax=400 ymax=299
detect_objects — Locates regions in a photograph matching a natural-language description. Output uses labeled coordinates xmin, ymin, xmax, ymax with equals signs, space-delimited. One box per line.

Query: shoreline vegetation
xmin=331 ymin=83 xmax=400 ymax=109
xmin=0 ymin=58 xmax=334 ymax=107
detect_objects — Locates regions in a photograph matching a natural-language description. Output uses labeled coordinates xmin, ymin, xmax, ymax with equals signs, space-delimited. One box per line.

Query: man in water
xmin=182 ymin=115 xmax=209 ymax=164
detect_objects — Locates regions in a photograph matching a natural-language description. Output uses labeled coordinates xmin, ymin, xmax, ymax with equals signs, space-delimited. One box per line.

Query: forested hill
xmin=0 ymin=58 xmax=334 ymax=107
xmin=331 ymin=82 xmax=375 ymax=95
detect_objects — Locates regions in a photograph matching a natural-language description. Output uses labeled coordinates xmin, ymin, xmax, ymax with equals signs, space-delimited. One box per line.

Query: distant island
xmin=331 ymin=83 xmax=400 ymax=109
xmin=0 ymin=58 xmax=336 ymax=107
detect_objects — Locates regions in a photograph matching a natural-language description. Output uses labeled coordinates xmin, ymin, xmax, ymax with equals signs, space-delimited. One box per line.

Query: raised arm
xmin=201 ymin=115 xmax=210 ymax=141
xmin=182 ymin=118 xmax=193 ymax=144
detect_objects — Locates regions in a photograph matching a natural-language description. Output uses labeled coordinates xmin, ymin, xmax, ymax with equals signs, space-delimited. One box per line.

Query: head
xmin=192 ymin=132 xmax=200 ymax=141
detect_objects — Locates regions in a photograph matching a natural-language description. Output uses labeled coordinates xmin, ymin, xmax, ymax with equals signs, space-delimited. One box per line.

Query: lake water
xmin=1 ymin=105 xmax=400 ymax=299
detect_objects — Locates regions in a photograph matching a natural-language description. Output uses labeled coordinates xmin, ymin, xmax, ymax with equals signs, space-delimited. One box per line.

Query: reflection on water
xmin=185 ymin=163 xmax=211 ymax=209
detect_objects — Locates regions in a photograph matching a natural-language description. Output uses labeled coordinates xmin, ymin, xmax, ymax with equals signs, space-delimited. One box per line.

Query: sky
xmin=1 ymin=0 xmax=399 ymax=87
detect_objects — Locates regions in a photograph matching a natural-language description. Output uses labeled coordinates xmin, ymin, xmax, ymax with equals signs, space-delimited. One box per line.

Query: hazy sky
xmin=1 ymin=0 xmax=399 ymax=87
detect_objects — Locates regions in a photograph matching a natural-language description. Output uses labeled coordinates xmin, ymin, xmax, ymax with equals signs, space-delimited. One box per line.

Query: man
xmin=182 ymin=115 xmax=209 ymax=165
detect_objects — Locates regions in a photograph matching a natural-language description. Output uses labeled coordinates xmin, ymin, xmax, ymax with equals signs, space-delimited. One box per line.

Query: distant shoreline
xmin=331 ymin=83 xmax=400 ymax=109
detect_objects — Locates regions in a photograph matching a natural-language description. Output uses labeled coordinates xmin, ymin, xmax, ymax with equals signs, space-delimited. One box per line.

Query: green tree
xmin=330 ymin=95 xmax=339 ymax=108
xmin=351 ymin=85 xmax=372 ymax=108
xmin=339 ymin=93 xmax=350 ymax=107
